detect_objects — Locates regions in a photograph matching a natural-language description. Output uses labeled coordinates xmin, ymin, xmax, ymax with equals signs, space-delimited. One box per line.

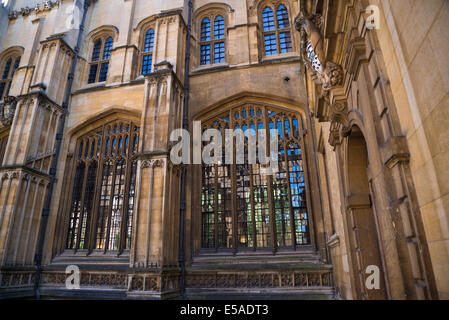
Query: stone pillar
xmin=0 ymin=91 xmax=62 ymax=267
xmin=131 ymin=62 xmax=184 ymax=270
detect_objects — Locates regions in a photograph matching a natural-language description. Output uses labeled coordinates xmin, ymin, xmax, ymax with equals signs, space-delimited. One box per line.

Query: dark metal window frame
xmin=200 ymin=104 xmax=311 ymax=254
xmin=199 ymin=14 xmax=226 ymax=65
xmin=87 ymin=35 xmax=113 ymax=84
xmin=65 ymin=120 xmax=140 ymax=255
xmin=261 ymin=3 xmax=293 ymax=57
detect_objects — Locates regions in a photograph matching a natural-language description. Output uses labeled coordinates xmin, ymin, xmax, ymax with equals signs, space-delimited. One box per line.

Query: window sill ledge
xmin=260 ymin=52 xmax=301 ymax=64
xmin=191 ymin=62 xmax=230 ymax=75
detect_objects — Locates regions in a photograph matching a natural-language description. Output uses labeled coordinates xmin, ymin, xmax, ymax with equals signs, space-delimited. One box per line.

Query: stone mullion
xmin=284 ymin=135 xmax=296 ymax=250
xmin=64 ymin=139 xmax=81 ymax=249
xmin=75 ymin=157 xmax=89 ymax=251
xmin=54 ymin=154 xmax=77 ymax=254
xmin=214 ymin=163 xmax=219 ymax=252
xmin=263 ymin=107 xmax=277 ymax=253
xmin=119 ymin=127 xmax=135 ymax=254
xmin=87 ymin=125 xmax=107 ymax=253
xmin=103 ymin=144 xmax=119 ymax=253
xmin=231 ymin=144 xmax=238 ymax=254
xmin=249 ymin=164 xmax=257 ymax=251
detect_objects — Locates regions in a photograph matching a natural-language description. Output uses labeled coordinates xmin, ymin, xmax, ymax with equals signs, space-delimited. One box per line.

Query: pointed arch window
xmin=0 ymin=54 xmax=21 ymax=100
xmin=200 ymin=14 xmax=226 ymax=65
xmin=201 ymin=105 xmax=310 ymax=253
xmin=261 ymin=4 xmax=293 ymax=56
xmin=88 ymin=36 xmax=113 ymax=84
xmin=66 ymin=120 xmax=140 ymax=253
xmin=142 ymin=28 xmax=155 ymax=75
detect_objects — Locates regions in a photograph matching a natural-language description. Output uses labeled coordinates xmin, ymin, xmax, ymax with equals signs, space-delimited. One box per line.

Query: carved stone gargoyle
xmin=295 ymin=1 xmax=349 ymax=146
xmin=294 ymin=2 xmax=344 ymax=94
xmin=295 ymin=12 xmax=325 ymax=69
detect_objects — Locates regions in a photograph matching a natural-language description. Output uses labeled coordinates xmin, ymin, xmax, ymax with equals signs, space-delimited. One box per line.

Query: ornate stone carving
xmin=185 ymin=271 xmax=333 ymax=289
xmin=0 ymin=96 xmax=17 ymax=126
xmin=8 ymin=1 xmax=60 ymax=20
xmin=20 ymin=7 xmax=32 ymax=16
xmin=295 ymin=5 xmax=349 ymax=147
xmin=322 ymin=62 xmax=344 ymax=92
xmin=141 ymin=158 xmax=163 ymax=169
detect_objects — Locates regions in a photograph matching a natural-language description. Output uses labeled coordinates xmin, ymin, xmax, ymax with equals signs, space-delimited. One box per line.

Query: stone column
xmin=0 ymin=92 xmax=60 ymax=267
xmin=131 ymin=62 xmax=184 ymax=270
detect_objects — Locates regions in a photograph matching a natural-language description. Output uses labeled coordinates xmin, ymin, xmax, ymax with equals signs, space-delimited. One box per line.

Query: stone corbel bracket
xmin=380 ymin=136 xmax=410 ymax=169
xmin=327 ymin=87 xmax=351 ymax=147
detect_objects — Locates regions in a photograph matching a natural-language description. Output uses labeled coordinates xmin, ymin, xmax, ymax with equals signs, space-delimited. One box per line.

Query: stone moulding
xmin=0 ymin=269 xmax=332 ymax=295
xmin=185 ymin=270 xmax=333 ymax=289
xmin=8 ymin=1 xmax=60 ymax=20
xmin=0 ymin=270 xmax=181 ymax=296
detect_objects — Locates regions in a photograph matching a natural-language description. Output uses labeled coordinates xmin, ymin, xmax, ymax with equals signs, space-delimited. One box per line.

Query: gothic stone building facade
xmin=0 ymin=0 xmax=447 ymax=300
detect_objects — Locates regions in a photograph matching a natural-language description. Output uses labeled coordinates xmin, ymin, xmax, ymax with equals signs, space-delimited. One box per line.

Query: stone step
xmin=192 ymin=247 xmax=322 ymax=266
xmin=185 ymin=251 xmax=334 ymax=300
xmin=185 ymin=289 xmax=335 ymax=300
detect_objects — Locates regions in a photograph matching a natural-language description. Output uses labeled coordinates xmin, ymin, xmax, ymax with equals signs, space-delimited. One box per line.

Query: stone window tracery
xmin=66 ymin=120 xmax=140 ymax=253
xmin=261 ymin=4 xmax=293 ymax=56
xmin=88 ymin=36 xmax=113 ymax=84
xmin=200 ymin=105 xmax=310 ymax=253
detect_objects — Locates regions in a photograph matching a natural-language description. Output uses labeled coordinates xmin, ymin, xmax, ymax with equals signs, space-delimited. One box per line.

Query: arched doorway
xmin=346 ymin=126 xmax=387 ymax=299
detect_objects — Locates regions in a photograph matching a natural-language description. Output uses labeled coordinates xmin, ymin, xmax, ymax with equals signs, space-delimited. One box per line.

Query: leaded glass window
xmin=88 ymin=36 xmax=113 ymax=84
xmin=142 ymin=28 xmax=155 ymax=75
xmin=200 ymin=15 xmax=226 ymax=65
xmin=201 ymin=105 xmax=310 ymax=253
xmin=262 ymin=4 xmax=293 ymax=56
xmin=0 ymin=54 xmax=21 ymax=100
xmin=66 ymin=120 xmax=140 ymax=253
